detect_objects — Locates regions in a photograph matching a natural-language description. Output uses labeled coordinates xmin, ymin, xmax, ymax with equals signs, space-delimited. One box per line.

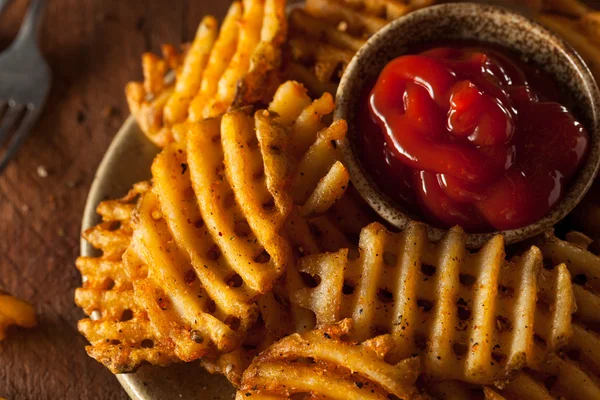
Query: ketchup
xmin=357 ymin=44 xmax=589 ymax=232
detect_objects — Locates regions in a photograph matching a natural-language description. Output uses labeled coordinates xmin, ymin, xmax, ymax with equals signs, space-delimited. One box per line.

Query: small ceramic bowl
xmin=335 ymin=2 xmax=600 ymax=248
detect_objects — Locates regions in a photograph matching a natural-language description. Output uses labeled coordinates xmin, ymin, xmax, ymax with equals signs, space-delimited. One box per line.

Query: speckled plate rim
xmin=335 ymin=2 xmax=600 ymax=248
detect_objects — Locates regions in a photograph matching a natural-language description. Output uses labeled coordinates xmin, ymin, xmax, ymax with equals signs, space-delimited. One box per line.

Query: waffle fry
xmin=125 ymin=46 xmax=182 ymax=147
xmin=75 ymin=182 xmax=181 ymax=373
xmin=236 ymin=319 xmax=425 ymax=400
xmin=200 ymin=318 xmax=279 ymax=387
xmin=435 ymin=231 xmax=600 ymax=399
xmin=266 ymin=80 xmax=350 ymax=211
xmin=542 ymin=0 xmax=591 ymax=17
xmin=539 ymin=13 xmax=600 ymax=81
xmin=581 ymin=11 xmax=600 ymax=39
xmin=290 ymin=221 xmax=574 ymax=385
xmin=127 ymin=0 xmax=286 ymax=147
xmin=0 ymin=293 xmax=36 ymax=340
xmin=536 ymin=232 xmax=600 ymax=388
xmin=110 ymin=79 xmax=350 ymax=369
xmin=285 ymin=0 xmax=434 ymax=95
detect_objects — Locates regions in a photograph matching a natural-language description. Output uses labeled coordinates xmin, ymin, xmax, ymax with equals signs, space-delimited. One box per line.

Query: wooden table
xmin=1 ymin=0 xmax=599 ymax=399
xmin=0 ymin=1 xmax=229 ymax=398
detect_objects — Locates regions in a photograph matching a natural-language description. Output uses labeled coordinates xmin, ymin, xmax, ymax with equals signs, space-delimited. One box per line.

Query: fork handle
xmin=0 ymin=0 xmax=9 ymax=15
xmin=15 ymin=0 xmax=46 ymax=45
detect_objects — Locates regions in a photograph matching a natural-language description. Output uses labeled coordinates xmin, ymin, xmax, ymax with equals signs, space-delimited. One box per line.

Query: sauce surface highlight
xmin=358 ymin=45 xmax=589 ymax=232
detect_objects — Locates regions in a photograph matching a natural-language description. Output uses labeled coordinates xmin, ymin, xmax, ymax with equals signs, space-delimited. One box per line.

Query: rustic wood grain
xmin=0 ymin=1 xmax=228 ymax=399
xmin=0 ymin=0 xmax=598 ymax=399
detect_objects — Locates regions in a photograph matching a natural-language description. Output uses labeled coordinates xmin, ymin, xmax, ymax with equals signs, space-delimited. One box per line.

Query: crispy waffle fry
xmin=537 ymin=232 xmax=600 ymax=331
xmin=440 ymin=231 xmax=600 ymax=400
xmin=536 ymin=233 xmax=600 ymax=385
xmin=0 ymin=293 xmax=36 ymax=340
xmin=236 ymin=319 xmax=425 ymax=400
xmin=78 ymin=79 xmax=352 ymax=373
xmin=75 ymin=182 xmax=182 ymax=373
xmin=126 ymin=47 xmax=182 ymax=147
xmin=127 ymin=0 xmax=287 ymax=147
xmin=539 ymin=13 xmax=600 ymax=81
xmin=285 ymin=0 xmax=433 ymax=95
xmin=115 ymin=80 xmax=350 ymax=369
xmin=581 ymin=11 xmax=600 ymax=39
xmin=542 ymin=0 xmax=591 ymax=17
xmin=290 ymin=221 xmax=574 ymax=385
xmin=266 ymin=80 xmax=350 ymax=211
xmin=200 ymin=318 xmax=279 ymax=387
xmin=164 ymin=17 xmax=218 ymax=126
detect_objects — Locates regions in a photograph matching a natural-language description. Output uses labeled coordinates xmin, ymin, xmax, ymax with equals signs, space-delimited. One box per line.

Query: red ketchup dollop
xmin=358 ymin=45 xmax=589 ymax=232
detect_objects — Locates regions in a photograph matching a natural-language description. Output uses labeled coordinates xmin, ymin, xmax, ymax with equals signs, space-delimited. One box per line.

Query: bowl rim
xmin=334 ymin=2 xmax=600 ymax=248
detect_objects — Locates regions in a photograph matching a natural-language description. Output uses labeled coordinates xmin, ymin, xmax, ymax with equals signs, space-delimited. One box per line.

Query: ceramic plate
xmin=80 ymin=116 xmax=236 ymax=399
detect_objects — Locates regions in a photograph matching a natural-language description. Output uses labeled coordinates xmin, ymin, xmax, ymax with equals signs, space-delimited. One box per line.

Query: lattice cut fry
xmin=424 ymin=229 xmax=600 ymax=400
xmin=535 ymin=232 xmax=600 ymax=382
xmin=300 ymin=160 xmax=349 ymax=217
xmin=128 ymin=189 xmax=255 ymax=360
xmin=285 ymin=0 xmax=433 ymax=95
xmin=187 ymin=119 xmax=289 ymax=294
xmin=542 ymin=0 xmax=591 ymax=17
xmin=262 ymin=80 xmax=350 ymax=213
xmin=127 ymin=0 xmax=287 ymax=146
xmin=537 ymin=232 xmax=600 ymax=328
xmin=200 ymin=319 xmax=279 ymax=387
xmin=581 ymin=12 xmax=600 ymax=40
xmin=164 ymin=16 xmax=218 ymax=126
xmin=126 ymin=48 xmax=179 ymax=147
xmin=0 ymin=293 xmax=36 ymax=340
xmin=539 ymin=13 xmax=600 ymax=81
xmin=236 ymin=319 xmax=426 ymax=400
xmin=75 ymin=182 xmax=180 ymax=373
xmin=290 ymin=222 xmax=574 ymax=385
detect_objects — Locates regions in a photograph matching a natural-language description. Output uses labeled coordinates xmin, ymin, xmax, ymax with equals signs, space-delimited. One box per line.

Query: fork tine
xmin=0 ymin=103 xmax=24 ymax=147
xmin=0 ymin=107 xmax=37 ymax=173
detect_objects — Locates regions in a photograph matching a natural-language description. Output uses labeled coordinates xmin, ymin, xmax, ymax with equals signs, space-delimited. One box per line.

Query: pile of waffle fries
xmin=75 ymin=0 xmax=600 ymax=398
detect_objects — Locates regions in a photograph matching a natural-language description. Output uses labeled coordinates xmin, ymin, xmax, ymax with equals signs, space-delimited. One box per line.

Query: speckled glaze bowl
xmin=335 ymin=2 xmax=600 ymax=248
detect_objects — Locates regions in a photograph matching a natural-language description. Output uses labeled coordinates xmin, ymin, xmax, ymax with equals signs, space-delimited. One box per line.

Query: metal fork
xmin=0 ymin=0 xmax=51 ymax=174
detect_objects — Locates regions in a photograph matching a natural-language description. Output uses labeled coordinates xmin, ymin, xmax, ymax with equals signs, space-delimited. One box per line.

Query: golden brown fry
xmin=483 ymin=231 xmax=600 ymax=400
xmin=285 ymin=0 xmax=433 ymax=95
xmin=581 ymin=12 xmax=600 ymax=45
xmin=127 ymin=0 xmax=287 ymax=146
xmin=164 ymin=16 xmax=218 ymax=125
xmin=267 ymin=81 xmax=350 ymax=211
xmin=300 ymin=161 xmax=349 ymax=218
xmin=79 ymin=79 xmax=355 ymax=374
xmin=539 ymin=13 xmax=600 ymax=81
xmin=75 ymin=182 xmax=181 ymax=373
xmin=233 ymin=0 xmax=288 ymax=107
xmin=126 ymin=190 xmax=246 ymax=360
xmin=201 ymin=319 xmax=278 ymax=387
xmin=289 ymin=119 xmax=348 ymax=205
xmin=306 ymin=0 xmax=388 ymax=36
xmin=290 ymin=222 xmax=574 ymax=385
xmin=187 ymin=119 xmax=289 ymax=293
xmin=222 ymin=109 xmax=292 ymax=242
xmin=237 ymin=319 xmax=425 ymax=400
xmin=542 ymin=0 xmax=591 ymax=17
xmin=188 ymin=3 xmax=243 ymax=123
xmin=0 ymin=293 xmax=36 ymax=340
xmin=289 ymin=8 xmax=365 ymax=52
